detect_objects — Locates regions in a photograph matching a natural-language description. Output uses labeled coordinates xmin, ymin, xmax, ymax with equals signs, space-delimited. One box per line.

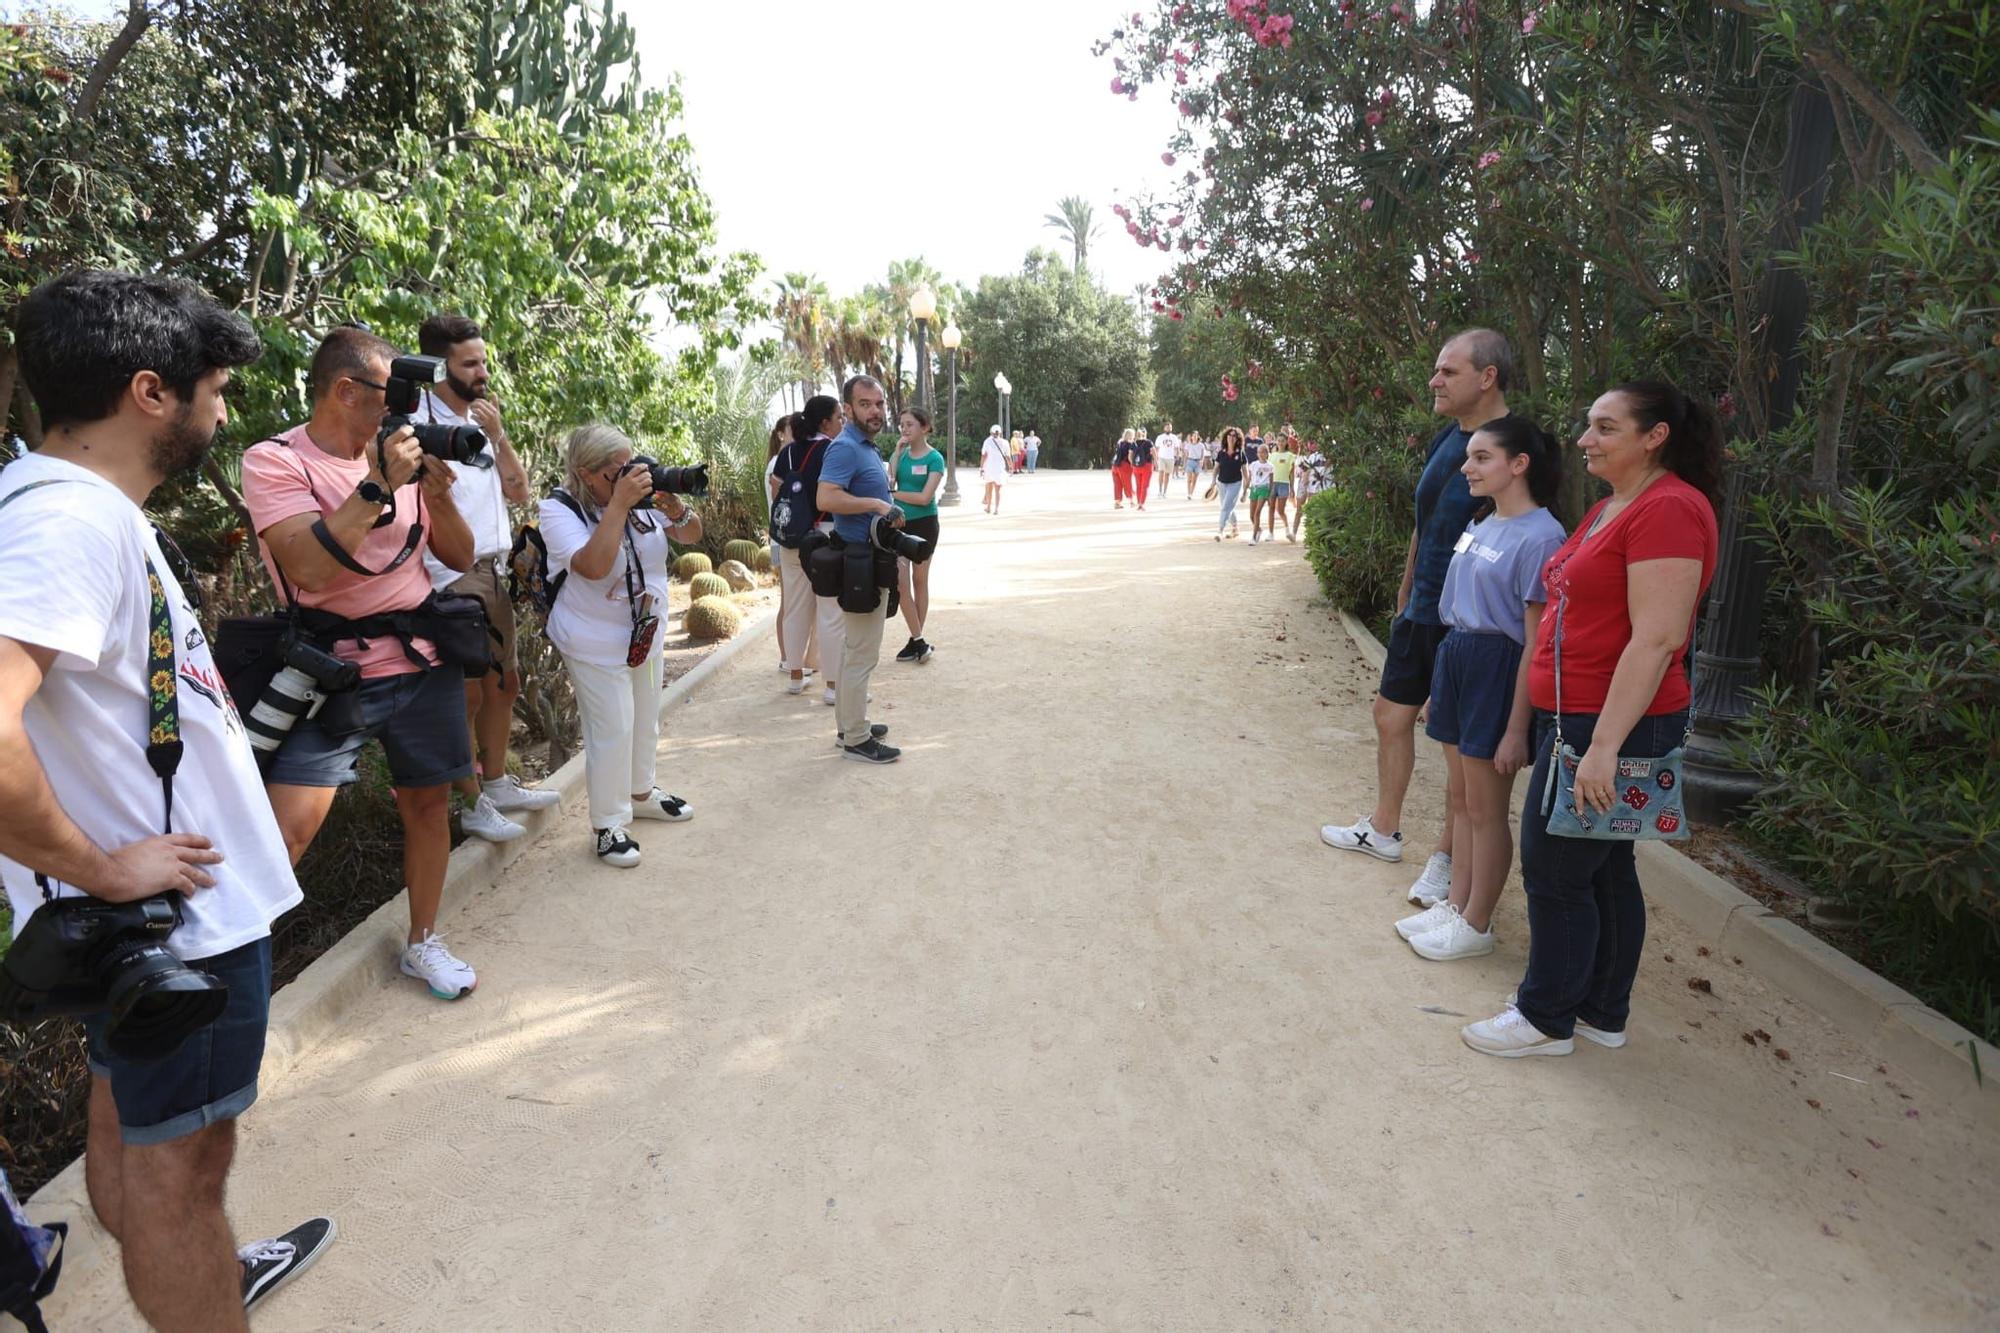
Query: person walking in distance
xmin=1024 ymin=428 xmax=1041 ymax=474
xmin=1320 ymin=329 xmax=1514 ymax=902
xmin=1185 ymin=430 xmax=1207 ymax=498
xmin=3 ymin=269 xmax=335 ymax=1329
xmin=1394 ymin=417 xmax=1566 ymax=962
xmin=1154 ymin=418 xmax=1180 ymax=501
xmin=1111 ymin=428 xmax=1135 ymax=508
xmin=890 ymin=405 xmax=943 ymax=664
xmin=980 ymin=424 xmax=1009 ymax=514
xmin=1212 ymin=427 xmax=1246 ymax=540
xmin=1130 ymin=428 xmax=1156 ymax=510
xmin=819 ymin=376 xmax=906 ymax=762
xmin=1246 ymin=442 xmax=1275 ymax=543
xmin=764 ymin=418 xmax=812 ymax=679
xmin=412 ymin=314 xmax=559 ymax=846
xmin=538 ymin=425 xmax=701 ymax=868
xmin=1268 ymin=428 xmax=1300 ymax=543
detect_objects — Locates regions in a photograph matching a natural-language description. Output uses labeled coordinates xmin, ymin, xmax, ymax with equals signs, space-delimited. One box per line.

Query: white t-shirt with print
xmin=0 ymin=455 xmax=302 ymax=960
xmin=1249 ymin=460 xmax=1276 ymax=487
xmin=418 ymin=392 xmax=513 ymax=589
xmin=539 ymin=495 xmax=672 ymax=669
xmin=1156 ymin=433 xmax=1181 ymax=463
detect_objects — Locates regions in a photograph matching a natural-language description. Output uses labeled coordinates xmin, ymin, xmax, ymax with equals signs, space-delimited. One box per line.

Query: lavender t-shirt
xmin=1438 ymin=507 xmax=1568 ymax=644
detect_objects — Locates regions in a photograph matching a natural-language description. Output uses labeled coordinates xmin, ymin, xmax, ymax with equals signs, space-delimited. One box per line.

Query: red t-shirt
xmin=1527 ymin=474 xmax=1718 ymax=715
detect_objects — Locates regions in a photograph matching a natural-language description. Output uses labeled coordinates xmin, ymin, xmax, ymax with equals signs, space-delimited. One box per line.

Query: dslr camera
xmin=244 ymin=633 xmax=361 ymax=771
xmin=379 ymin=354 xmax=489 ymax=465
xmin=871 ymin=513 xmax=933 ymax=563
xmin=0 ymin=894 xmax=229 ymax=1060
xmin=622 ymin=455 xmax=710 ymax=498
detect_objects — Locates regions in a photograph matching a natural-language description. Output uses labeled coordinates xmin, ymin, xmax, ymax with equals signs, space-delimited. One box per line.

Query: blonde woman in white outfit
xmin=540 ymin=424 xmax=699 ymax=868
xmin=980 ymin=424 xmax=1009 ymax=513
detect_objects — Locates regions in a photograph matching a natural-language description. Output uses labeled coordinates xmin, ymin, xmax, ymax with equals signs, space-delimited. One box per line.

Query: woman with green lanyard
xmin=890 ymin=404 xmax=944 ymax=664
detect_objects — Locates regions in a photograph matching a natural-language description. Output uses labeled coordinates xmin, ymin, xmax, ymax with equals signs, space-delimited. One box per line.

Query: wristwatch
xmin=356 ymin=478 xmax=390 ymax=506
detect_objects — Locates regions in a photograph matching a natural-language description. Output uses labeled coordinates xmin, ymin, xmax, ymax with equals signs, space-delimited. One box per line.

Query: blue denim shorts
xmin=85 ymin=935 xmax=272 ymax=1146
xmin=265 ymin=665 xmax=473 ymax=788
xmin=1425 ymin=629 xmax=1525 ymax=759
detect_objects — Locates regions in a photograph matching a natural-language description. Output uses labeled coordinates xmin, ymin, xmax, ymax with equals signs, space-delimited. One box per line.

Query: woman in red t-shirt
xmin=1462 ymin=380 xmax=1722 ymax=1059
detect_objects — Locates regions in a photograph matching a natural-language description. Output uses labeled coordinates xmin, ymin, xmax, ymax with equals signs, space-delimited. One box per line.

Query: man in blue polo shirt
xmin=1320 ymin=329 xmax=1513 ymax=905
xmin=817 ymin=374 xmax=906 ymax=763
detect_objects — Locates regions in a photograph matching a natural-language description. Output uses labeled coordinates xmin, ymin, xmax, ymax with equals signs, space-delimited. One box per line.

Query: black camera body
xmin=379 ymin=354 xmax=488 ymax=465
xmin=0 ymin=893 xmax=228 ymax=1060
xmin=871 ymin=513 xmax=933 ymax=563
xmin=243 ymin=632 xmax=362 ymax=767
xmin=624 ymin=454 xmax=710 ymax=498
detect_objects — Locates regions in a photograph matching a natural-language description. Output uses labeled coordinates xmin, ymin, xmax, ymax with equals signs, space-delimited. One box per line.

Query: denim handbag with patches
xmin=1538 ymin=588 xmax=1694 ymax=842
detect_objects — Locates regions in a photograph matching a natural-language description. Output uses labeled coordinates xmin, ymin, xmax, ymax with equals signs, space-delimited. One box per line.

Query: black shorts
xmin=1378 ymin=613 xmax=1451 ymax=707
xmin=902 ymin=514 xmax=939 ymax=564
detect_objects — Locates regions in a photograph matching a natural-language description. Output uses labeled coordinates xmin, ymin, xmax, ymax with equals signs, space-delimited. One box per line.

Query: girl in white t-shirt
xmin=1246 ymin=446 xmax=1276 ymax=544
xmin=540 ymin=424 xmax=702 ymax=868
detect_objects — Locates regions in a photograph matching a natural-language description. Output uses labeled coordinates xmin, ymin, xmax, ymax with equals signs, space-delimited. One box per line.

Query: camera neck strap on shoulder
xmin=268 ymin=434 xmax=426 ymax=579
xmin=0 ymin=481 xmax=180 ymax=902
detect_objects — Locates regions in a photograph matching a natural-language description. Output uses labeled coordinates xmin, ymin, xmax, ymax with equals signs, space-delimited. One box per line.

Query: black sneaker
xmin=842 ymin=737 xmax=902 ymax=764
xmin=916 ymin=638 xmax=935 ymax=664
xmin=240 ymin=1216 xmax=337 ymax=1312
xmin=594 ymin=827 xmax=641 ymax=868
xmin=833 ymin=724 xmax=890 ymax=748
xmin=894 ymin=637 xmax=922 ymax=663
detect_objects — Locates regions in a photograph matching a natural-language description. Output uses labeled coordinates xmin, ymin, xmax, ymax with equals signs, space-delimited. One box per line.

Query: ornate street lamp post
xmin=994 ymin=372 xmax=1012 ymax=441
xmin=939 ymin=322 xmax=962 ymax=506
xmin=909 ymin=284 xmax=936 ymax=414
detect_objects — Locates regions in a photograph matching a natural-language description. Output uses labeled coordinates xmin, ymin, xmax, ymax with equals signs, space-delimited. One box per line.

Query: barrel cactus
xmin=684 ymin=594 xmax=742 ymax=640
xmin=718 ymin=559 xmax=754 ymax=592
xmin=750 ymin=546 xmax=773 ymax=574
xmin=671 ymin=551 xmax=712 ymax=581
xmin=689 ymin=571 xmax=730 ymax=601
xmin=723 ymin=538 xmax=762 ymax=567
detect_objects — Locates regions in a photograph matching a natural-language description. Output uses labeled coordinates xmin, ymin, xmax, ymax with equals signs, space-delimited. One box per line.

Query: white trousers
xmin=778 ymin=545 xmax=821 ymax=673
xmin=565 ymin=651 xmax=662 ymax=831
xmin=813 ymin=593 xmax=846 ymax=686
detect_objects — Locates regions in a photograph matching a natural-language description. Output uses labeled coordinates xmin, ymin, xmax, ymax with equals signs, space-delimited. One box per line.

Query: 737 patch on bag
xmin=1654 ymin=808 xmax=1684 ymax=835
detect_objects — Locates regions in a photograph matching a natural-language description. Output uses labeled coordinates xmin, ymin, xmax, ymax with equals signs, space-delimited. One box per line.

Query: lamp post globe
xmin=994 ymin=372 xmax=1012 ymax=440
xmin=909 ymin=285 xmax=936 ymax=414
xmin=940 ymin=323 xmax=962 ymax=506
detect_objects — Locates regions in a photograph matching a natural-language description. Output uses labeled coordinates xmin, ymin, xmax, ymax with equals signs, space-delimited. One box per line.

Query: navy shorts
xmin=265 ymin=665 xmax=473 ymax=789
xmin=1378 ymin=613 xmax=1451 ymax=707
xmin=85 ymin=935 xmax=272 ymax=1146
xmin=1425 ymin=630 xmax=1525 ymax=759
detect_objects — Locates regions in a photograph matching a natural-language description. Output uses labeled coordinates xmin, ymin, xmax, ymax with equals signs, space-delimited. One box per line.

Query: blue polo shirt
xmin=1407 ymin=422 xmax=1483 ymax=625
xmin=820 ymin=423 xmax=892 ymax=543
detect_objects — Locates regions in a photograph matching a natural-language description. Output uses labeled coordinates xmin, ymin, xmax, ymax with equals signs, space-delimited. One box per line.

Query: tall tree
xmin=1043 ymin=195 xmax=1100 ymax=274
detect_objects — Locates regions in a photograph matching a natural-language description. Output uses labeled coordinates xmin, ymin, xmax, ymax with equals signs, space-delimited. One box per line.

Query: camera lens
xmin=100 ymin=941 xmax=229 ymax=1060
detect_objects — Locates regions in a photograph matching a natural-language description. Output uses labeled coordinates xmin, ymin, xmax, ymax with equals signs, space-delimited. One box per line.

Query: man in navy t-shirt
xmin=817 ymin=375 xmax=905 ymax=763
xmin=1320 ymin=330 xmax=1514 ymax=901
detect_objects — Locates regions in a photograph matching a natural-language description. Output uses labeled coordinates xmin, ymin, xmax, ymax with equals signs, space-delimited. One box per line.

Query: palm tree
xmin=1043 ymin=196 xmax=1100 ymax=274
xmin=772 ymin=272 xmax=830 ymax=399
xmin=871 ymin=258 xmax=944 ymax=419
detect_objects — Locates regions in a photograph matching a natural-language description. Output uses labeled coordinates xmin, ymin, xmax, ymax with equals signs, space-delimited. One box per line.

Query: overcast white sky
xmin=632 ymin=0 xmax=1182 ymax=308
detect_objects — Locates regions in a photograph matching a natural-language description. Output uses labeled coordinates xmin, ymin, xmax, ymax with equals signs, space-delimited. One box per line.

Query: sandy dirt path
xmin=52 ymin=470 xmax=1998 ymax=1330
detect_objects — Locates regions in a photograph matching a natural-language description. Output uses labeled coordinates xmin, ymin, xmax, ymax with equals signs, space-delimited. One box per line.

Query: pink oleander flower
xmin=1176 ymin=69 xmax=1189 ymax=85
xmin=1168 ymin=213 xmax=1185 ymax=227
xmin=1365 ymin=109 xmax=1383 ymax=127
xmin=1111 ymin=77 xmax=1127 ymax=94
xmin=1170 ymin=309 xmax=1184 ymax=320
xmin=1179 ymin=99 xmax=1195 ymax=116
xmin=1163 ymin=151 xmax=1177 ymax=165
xmin=1360 ymin=197 xmax=1374 ymax=211
xmin=1522 ymin=10 xmax=1539 ymax=33
xmin=1465 ymin=250 xmax=1482 ymax=265
xmin=1173 ymin=47 xmax=1190 ymax=65
xmin=1477 ymin=150 xmax=1502 ymax=170
xmin=1379 ymin=88 xmax=1397 ymax=106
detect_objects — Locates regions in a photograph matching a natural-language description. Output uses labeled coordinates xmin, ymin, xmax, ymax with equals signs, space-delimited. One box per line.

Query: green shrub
xmin=1301 ymin=476 xmax=1411 ymax=637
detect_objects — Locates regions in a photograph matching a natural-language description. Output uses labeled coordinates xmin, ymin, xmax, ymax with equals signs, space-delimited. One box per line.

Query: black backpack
xmin=1 ymin=1168 xmax=64 ymax=1333
xmin=768 ymin=438 xmax=828 ymax=549
xmin=507 ymin=488 xmax=588 ymax=615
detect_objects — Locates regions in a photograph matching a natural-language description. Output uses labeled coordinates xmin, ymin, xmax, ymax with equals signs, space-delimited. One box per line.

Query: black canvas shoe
xmin=842 ymin=737 xmax=902 ymax=764
xmin=241 ymin=1216 xmax=337 ymax=1313
xmin=894 ymin=637 xmax=922 ymax=663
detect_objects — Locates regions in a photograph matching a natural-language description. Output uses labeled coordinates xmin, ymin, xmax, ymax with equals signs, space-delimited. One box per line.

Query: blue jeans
xmin=1026 ymin=447 xmax=1038 ymax=472
xmin=1215 ymin=481 xmax=1243 ymax=533
xmin=1515 ymin=708 xmax=1689 ymax=1039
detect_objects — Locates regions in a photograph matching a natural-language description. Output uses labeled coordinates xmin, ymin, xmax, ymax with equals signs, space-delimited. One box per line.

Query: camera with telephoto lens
xmin=871 ymin=513 xmax=933 ymax=563
xmin=379 ymin=354 xmax=489 ymax=464
xmin=623 ymin=455 xmax=710 ymax=498
xmin=0 ymin=894 xmax=228 ymax=1060
xmin=244 ymin=633 xmax=361 ymax=770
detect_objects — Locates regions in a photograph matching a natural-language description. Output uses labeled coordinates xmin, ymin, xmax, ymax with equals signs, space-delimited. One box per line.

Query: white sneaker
xmin=1501 ymin=991 xmax=1628 ymax=1048
xmin=1319 ymin=815 xmax=1404 ymax=862
xmin=823 ymin=686 xmax=837 ymax=705
xmin=787 ymin=677 xmax=807 ymax=695
xmin=459 ymin=794 xmax=526 ymax=844
xmin=1407 ymin=851 xmax=1452 ymax=905
xmin=1394 ymin=900 xmax=1455 ymax=941
xmin=1461 ymin=1006 xmax=1572 ymax=1058
xmin=399 ymin=933 xmax=476 ymax=1000
xmin=1410 ymin=907 xmax=1495 ymax=961
xmin=630 ymin=787 xmax=693 ymax=822
xmin=481 ymin=775 xmax=560 ymax=813
xmin=594 ymin=826 xmax=641 ymax=868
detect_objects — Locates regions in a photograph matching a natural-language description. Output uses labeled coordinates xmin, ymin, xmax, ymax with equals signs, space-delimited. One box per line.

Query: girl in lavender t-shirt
xmin=1397 ymin=417 xmax=1567 ymax=962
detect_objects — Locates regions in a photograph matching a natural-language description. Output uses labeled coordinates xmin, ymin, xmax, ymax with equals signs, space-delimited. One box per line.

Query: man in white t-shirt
xmin=1154 ymin=420 xmax=1182 ymax=499
xmin=412 ymin=315 xmax=558 ymax=844
xmin=0 ymin=270 xmax=334 ymax=1327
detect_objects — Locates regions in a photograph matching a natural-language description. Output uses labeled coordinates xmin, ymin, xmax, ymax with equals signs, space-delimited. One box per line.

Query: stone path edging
xmin=1336 ymin=607 xmax=1997 ymax=1126
xmin=25 ymin=607 xmax=778 ymax=1268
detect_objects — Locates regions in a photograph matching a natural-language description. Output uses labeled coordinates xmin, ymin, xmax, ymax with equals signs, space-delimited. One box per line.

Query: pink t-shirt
xmin=240 ymin=426 xmax=440 ymax=678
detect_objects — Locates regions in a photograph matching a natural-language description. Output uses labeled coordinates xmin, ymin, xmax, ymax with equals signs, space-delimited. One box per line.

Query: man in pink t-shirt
xmin=240 ymin=326 xmax=482 ymax=1001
